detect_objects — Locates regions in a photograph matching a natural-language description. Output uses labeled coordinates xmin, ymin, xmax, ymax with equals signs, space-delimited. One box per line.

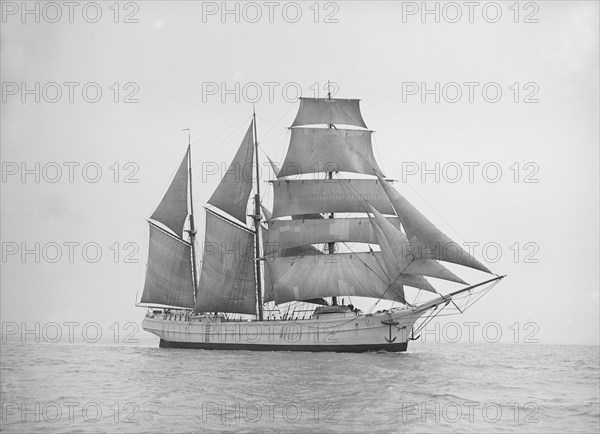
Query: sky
xmin=1 ymin=1 xmax=598 ymax=345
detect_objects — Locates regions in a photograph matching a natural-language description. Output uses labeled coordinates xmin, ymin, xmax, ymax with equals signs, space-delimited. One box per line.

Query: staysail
xmin=368 ymin=204 xmax=467 ymax=286
xmin=376 ymin=174 xmax=491 ymax=273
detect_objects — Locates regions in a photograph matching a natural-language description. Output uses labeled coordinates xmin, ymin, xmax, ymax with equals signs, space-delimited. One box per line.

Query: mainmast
xmin=326 ymin=82 xmax=338 ymax=306
xmin=184 ymin=129 xmax=199 ymax=301
xmin=252 ymin=108 xmax=264 ymax=320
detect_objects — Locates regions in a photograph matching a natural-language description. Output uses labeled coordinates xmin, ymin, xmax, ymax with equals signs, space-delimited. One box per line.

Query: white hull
xmin=142 ymin=307 xmax=428 ymax=352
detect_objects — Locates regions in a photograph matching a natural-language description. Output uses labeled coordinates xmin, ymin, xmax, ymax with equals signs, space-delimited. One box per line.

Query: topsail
xmin=150 ymin=150 xmax=189 ymax=237
xmin=279 ymin=128 xmax=383 ymax=178
xmin=271 ymin=178 xmax=395 ymax=218
xmin=207 ymin=122 xmax=255 ymax=223
xmin=265 ymin=217 xmax=401 ymax=256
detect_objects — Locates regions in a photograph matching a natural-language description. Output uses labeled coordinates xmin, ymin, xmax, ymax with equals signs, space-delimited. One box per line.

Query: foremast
xmin=326 ymin=84 xmax=338 ymax=307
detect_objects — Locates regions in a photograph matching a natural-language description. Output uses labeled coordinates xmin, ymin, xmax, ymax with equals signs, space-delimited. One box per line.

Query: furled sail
xmin=264 ymin=252 xmax=435 ymax=305
xmin=271 ymin=178 xmax=395 ymax=219
xmin=377 ymin=175 xmax=491 ymax=273
xmin=279 ymin=128 xmax=383 ymax=178
xmin=140 ymin=223 xmax=195 ymax=308
xmin=149 ymin=150 xmax=189 ymax=237
xmin=292 ymin=214 xmax=324 ymax=220
xmin=193 ymin=210 xmax=257 ymax=315
xmin=264 ymin=217 xmax=401 ymax=256
xmin=207 ymin=122 xmax=255 ymax=224
xmin=279 ymin=244 xmax=323 ymax=258
xmin=368 ymin=205 xmax=467 ymax=286
xmin=292 ymin=97 xmax=367 ymax=128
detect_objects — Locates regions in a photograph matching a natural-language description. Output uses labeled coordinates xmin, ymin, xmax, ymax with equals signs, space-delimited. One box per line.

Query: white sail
xmin=264 ymin=252 xmax=439 ymax=305
xmin=266 ymin=154 xmax=280 ymax=177
xmin=271 ymin=178 xmax=395 ymax=219
xmin=377 ymin=174 xmax=491 ymax=273
xmin=149 ymin=150 xmax=189 ymax=237
xmin=367 ymin=216 xmax=410 ymax=302
xmin=292 ymin=97 xmax=367 ymax=128
xmin=193 ymin=210 xmax=257 ymax=315
xmin=264 ymin=217 xmax=401 ymax=256
xmin=140 ymin=223 xmax=195 ymax=308
xmin=279 ymin=128 xmax=383 ymax=178
xmin=260 ymin=203 xmax=272 ymax=221
xmin=262 ymin=227 xmax=327 ymax=304
xmin=367 ymin=211 xmax=416 ymax=299
xmin=138 ymin=95 xmax=506 ymax=356
xmin=207 ymin=121 xmax=255 ymax=224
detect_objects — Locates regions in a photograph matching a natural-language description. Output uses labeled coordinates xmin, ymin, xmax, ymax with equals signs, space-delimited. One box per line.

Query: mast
xmin=252 ymin=108 xmax=264 ymax=320
xmin=325 ymin=83 xmax=338 ymax=306
xmin=328 ymin=171 xmax=337 ymax=306
xmin=184 ymin=129 xmax=198 ymax=302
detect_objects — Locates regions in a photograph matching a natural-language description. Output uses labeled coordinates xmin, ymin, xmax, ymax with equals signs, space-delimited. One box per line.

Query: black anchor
xmin=381 ymin=319 xmax=399 ymax=343
xmin=409 ymin=327 xmax=421 ymax=341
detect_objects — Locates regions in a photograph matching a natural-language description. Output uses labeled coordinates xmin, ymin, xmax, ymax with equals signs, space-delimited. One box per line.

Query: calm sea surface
xmin=1 ymin=338 xmax=598 ymax=433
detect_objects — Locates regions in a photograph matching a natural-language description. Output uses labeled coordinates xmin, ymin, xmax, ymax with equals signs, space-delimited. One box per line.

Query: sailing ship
xmin=139 ymin=94 xmax=505 ymax=352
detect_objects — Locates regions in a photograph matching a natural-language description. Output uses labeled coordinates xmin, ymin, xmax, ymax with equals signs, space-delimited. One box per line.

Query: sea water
xmin=1 ymin=337 xmax=598 ymax=433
